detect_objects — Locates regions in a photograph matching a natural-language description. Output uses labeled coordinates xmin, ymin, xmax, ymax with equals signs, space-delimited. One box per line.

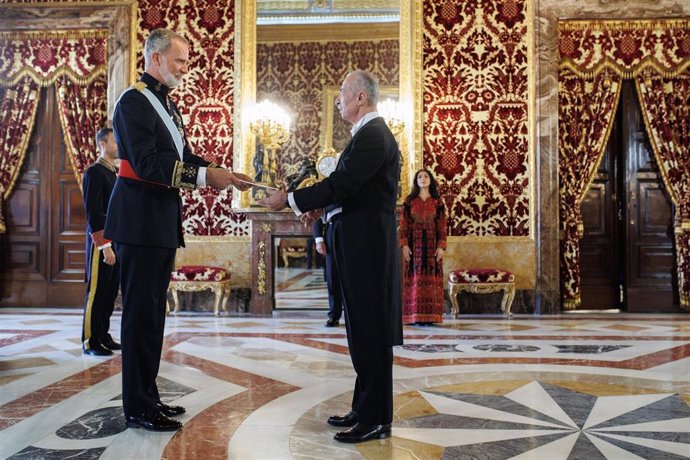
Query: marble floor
xmin=1 ymin=308 xmax=689 ymax=459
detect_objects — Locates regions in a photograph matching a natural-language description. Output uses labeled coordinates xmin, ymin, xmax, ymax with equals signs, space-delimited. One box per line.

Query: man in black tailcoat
xmin=81 ymin=127 xmax=121 ymax=357
xmin=104 ymin=28 xmax=251 ymax=432
xmin=259 ymin=70 xmax=402 ymax=443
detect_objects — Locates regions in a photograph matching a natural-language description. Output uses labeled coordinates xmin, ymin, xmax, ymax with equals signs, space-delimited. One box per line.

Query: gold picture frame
xmin=233 ymin=0 xmax=418 ymax=209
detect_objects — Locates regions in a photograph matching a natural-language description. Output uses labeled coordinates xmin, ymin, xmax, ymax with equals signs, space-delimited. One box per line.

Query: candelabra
xmin=247 ymin=100 xmax=291 ymax=189
xmin=377 ymin=98 xmax=405 ymax=136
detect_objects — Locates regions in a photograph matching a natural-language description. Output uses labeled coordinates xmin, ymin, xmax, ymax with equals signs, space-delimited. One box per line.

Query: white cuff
xmin=98 ymin=242 xmax=112 ymax=250
xmin=287 ymin=192 xmax=302 ymax=216
xmin=196 ymin=167 xmax=207 ymax=187
xmin=314 ymin=237 xmax=324 ymax=244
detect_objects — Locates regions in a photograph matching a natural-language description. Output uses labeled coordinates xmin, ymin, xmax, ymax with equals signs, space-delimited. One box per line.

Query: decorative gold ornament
xmin=257 ymin=240 xmax=266 ymax=295
xmin=247 ymin=100 xmax=291 ymax=189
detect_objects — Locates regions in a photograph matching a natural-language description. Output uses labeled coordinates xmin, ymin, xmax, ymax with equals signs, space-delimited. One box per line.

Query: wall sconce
xmin=246 ymin=100 xmax=291 ymax=189
xmin=378 ymin=98 xmax=405 ymax=136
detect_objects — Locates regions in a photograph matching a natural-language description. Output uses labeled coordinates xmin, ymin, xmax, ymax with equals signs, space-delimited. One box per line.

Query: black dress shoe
xmin=157 ymin=402 xmax=186 ymax=417
xmin=334 ymin=423 xmax=391 ymax=443
xmin=83 ymin=345 xmax=113 ymax=356
xmin=102 ymin=338 xmax=121 ymax=350
xmin=324 ymin=319 xmax=339 ymax=327
xmin=126 ymin=411 xmax=182 ymax=431
xmin=327 ymin=410 xmax=357 ymax=427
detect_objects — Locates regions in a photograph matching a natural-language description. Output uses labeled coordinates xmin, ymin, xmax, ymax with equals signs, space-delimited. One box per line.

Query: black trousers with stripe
xmin=116 ymin=243 xmax=176 ymax=418
xmin=81 ymin=248 xmax=120 ymax=349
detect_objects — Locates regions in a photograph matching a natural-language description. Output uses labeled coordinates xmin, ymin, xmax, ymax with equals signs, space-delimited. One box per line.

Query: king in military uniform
xmin=104 ymin=28 xmax=252 ymax=432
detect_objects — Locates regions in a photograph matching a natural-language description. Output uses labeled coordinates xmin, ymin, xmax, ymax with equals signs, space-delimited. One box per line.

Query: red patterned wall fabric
xmin=559 ymin=19 xmax=690 ymax=78
xmin=422 ymin=0 xmax=530 ymax=236
xmin=137 ymin=0 xmax=245 ymax=236
xmin=256 ymin=40 xmax=399 ymax=181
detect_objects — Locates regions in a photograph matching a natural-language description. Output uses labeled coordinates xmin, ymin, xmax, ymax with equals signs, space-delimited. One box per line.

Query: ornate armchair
xmin=167 ymin=265 xmax=232 ymax=316
xmin=448 ymin=268 xmax=515 ymax=318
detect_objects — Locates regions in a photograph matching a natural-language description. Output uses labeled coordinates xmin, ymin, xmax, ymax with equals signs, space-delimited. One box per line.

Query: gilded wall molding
xmin=234 ymin=0 xmax=257 ymax=209
xmin=257 ymin=239 xmax=266 ymax=295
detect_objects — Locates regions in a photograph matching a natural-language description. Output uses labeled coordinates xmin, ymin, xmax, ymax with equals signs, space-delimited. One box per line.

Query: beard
xmin=160 ymin=60 xmax=183 ymax=88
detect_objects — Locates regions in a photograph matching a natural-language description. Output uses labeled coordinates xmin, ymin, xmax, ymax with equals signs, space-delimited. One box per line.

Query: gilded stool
xmin=167 ymin=265 xmax=231 ymax=316
xmin=448 ymin=268 xmax=515 ymax=318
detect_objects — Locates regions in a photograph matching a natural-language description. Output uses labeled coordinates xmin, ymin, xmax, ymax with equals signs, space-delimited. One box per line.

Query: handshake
xmin=206 ymin=168 xmax=254 ymax=192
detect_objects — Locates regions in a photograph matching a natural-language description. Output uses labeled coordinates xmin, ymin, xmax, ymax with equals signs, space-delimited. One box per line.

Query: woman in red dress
xmin=399 ymin=169 xmax=448 ymax=325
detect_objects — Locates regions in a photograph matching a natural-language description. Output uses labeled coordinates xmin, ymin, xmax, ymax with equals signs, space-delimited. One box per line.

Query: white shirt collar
xmin=350 ymin=111 xmax=380 ymax=136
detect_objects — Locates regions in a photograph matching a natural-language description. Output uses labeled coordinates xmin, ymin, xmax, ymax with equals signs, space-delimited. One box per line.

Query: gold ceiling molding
xmin=257 ymin=21 xmax=398 ymax=42
xmin=258 ymin=0 xmax=399 ymax=9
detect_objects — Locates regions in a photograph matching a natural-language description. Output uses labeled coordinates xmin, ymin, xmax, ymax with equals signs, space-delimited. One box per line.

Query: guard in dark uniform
xmin=104 ymin=29 xmax=251 ymax=432
xmin=313 ymin=207 xmax=343 ymax=327
xmin=82 ymin=127 xmax=121 ymax=356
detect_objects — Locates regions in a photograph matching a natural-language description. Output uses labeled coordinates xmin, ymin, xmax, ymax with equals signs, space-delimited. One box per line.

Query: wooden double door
xmin=0 ymin=87 xmax=87 ymax=307
xmin=580 ymin=81 xmax=678 ymax=312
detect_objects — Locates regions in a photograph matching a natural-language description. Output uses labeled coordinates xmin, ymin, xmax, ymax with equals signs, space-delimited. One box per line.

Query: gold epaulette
xmin=132 ymin=81 xmax=147 ymax=91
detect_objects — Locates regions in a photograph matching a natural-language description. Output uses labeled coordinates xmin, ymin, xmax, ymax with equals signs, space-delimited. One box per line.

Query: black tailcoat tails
xmin=82 ymin=158 xmax=119 ymax=350
xmin=293 ymin=116 xmax=402 ymax=425
xmin=104 ymin=73 xmax=213 ymax=418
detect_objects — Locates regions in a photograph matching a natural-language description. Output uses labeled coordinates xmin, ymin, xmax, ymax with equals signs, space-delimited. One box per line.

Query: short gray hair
xmin=349 ymin=70 xmax=379 ymax=106
xmin=144 ymin=29 xmax=188 ymax=68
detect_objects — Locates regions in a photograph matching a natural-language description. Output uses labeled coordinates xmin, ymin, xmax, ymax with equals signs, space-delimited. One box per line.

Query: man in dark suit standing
xmin=81 ymin=127 xmax=120 ymax=357
xmin=313 ymin=210 xmax=342 ymax=327
xmin=105 ymin=28 xmax=251 ymax=432
xmin=260 ymin=70 xmax=402 ymax=443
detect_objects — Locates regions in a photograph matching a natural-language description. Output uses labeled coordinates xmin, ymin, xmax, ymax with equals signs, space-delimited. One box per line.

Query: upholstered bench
xmin=167 ymin=265 xmax=231 ymax=316
xmin=448 ymin=268 xmax=515 ymax=318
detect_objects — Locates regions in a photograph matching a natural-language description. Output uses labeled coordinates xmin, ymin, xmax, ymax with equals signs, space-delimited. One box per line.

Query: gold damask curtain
xmin=558 ymin=70 xmax=622 ymax=308
xmin=55 ymin=74 xmax=109 ymax=188
xmin=0 ymin=79 xmax=40 ymax=233
xmin=558 ymin=19 xmax=690 ymax=310
xmin=636 ymin=73 xmax=690 ymax=308
xmin=0 ymin=30 xmax=108 ymax=231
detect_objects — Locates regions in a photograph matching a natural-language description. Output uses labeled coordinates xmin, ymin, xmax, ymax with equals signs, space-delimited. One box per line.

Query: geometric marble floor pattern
xmin=1 ymin=308 xmax=689 ymax=459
